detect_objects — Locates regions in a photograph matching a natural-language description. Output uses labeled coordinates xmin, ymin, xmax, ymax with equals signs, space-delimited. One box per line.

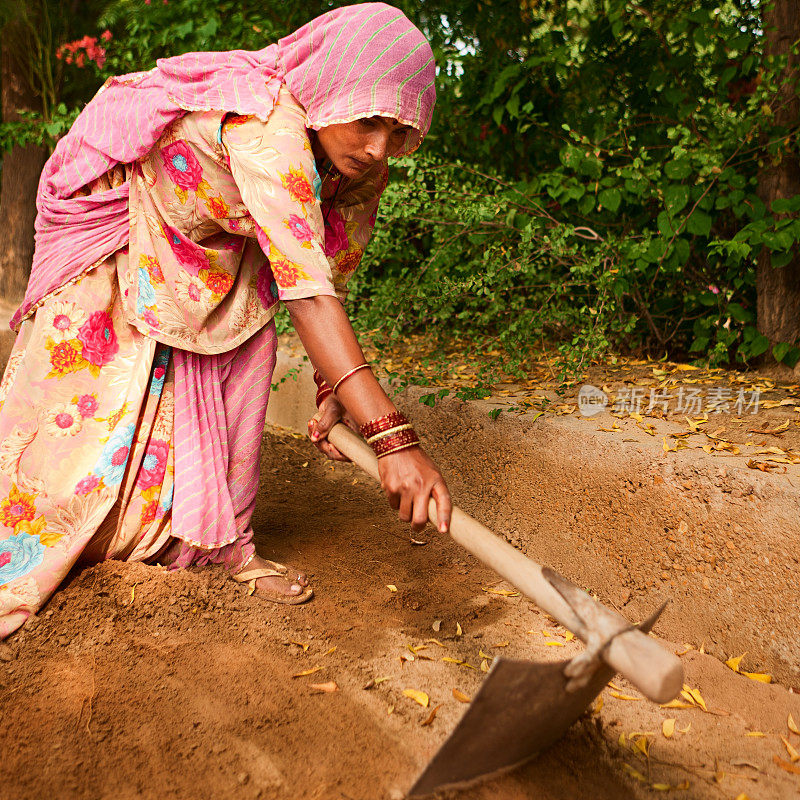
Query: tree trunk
xmin=0 ymin=24 xmax=48 ymax=304
xmin=756 ymin=0 xmax=800 ymax=356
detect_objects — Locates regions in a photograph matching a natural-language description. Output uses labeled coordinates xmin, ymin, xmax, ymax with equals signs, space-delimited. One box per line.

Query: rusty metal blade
xmin=407 ymin=608 xmax=665 ymax=798
xmin=407 ymin=657 xmax=612 ymax=798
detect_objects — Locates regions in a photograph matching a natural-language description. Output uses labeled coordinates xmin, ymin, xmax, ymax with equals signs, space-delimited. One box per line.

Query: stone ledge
xmin=266 ymin=344 xmax=800 ymax=685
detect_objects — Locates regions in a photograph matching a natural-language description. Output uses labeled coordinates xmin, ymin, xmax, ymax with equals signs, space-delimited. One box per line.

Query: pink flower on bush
xmin=76 ymin=394 xmax=99 ymax=418
xmin=162 ymin=141 xmax=203 ymax=191
xmin=708 ymin=284 xmax=720 ymax=295
xmin=137 ymin=439 xmax=169 ymax=490
xmin=286 ymin=214 xmax=314 ymax=244
xmin=164 ymin=227 xmax=209 ymax=275
xmin=75 ymin=475 xmax=100 ymax=495
xmin=323 ymin=207 xmax=348 ymax=257
xmin=77 ymin=311 xmax=118 ymax=366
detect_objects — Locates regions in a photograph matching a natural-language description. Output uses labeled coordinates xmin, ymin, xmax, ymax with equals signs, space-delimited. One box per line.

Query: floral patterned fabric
xmin=0 ymin=85 xmax=387 ymax=637
xmin=122 ymin=84 xmax=386 ymax=353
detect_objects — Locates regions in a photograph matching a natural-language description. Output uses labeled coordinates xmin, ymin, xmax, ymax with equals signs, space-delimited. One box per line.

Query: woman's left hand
xmin=307 ymin=394 xmax=354 ymax=462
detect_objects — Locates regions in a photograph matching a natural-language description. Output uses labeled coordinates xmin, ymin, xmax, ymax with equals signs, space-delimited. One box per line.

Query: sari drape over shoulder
xmin=0 ymin=2 xmax=436 ymax=637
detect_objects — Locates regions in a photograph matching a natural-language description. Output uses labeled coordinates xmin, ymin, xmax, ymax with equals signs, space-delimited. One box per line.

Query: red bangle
xmin=315 ymin=387 xmax=333 ymax=408
xmin=373 ymin=428 xmax=420 ymax=458
xmin=360 ymin=411 xmax=409 ymax=440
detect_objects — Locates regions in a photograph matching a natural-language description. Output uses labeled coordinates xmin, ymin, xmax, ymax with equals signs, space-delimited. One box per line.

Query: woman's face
xmin=312 ymin=116 xmax=413 ymax=178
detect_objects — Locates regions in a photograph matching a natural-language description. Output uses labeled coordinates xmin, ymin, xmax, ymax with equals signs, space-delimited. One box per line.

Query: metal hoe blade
xmin=407 ymin=606 xmax=665 ymax=798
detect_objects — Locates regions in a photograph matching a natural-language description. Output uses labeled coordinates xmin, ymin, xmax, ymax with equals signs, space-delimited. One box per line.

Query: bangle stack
xmin=313 ymin=369 xmax=333 ymax=408
xmin=360 ymin=411 xmax=420 ymax=459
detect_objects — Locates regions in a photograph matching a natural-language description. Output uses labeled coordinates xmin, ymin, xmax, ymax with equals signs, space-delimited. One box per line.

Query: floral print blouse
xmin=122 ymin=84 xmax=388 ymax=354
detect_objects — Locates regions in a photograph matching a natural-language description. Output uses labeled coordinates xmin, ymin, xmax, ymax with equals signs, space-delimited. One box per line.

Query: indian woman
xmin=0 ymin=2 xmax=452 ymax=637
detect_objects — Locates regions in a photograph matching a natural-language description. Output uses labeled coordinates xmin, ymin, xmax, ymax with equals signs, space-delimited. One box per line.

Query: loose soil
xmin=2 ymin=429 xmax=800 ymax=800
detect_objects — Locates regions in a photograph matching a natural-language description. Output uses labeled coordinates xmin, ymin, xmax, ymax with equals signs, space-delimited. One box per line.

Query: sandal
xmin=232 ymin=559 xmax=314 ymax=605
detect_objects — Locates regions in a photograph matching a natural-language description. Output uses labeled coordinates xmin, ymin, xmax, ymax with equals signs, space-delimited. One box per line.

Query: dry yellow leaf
xmin=442 ymin=656 xmax=464 ymax=665
xmin=403 ymin=689 xmax=430 ymax=708
xmin=425 ymin=639 xmax=446 ymax=648
xmin=774 ymin=755 xmax=800 ymax=775
xmin=745 ymin=731 xmax=766 ymax=737
xmin=631 ymin=735 xmax=650 ymax=758
xmin=630 ymin=412 xmax=644 ymax=422
xmin=618 ymin=732 xmax=627 ymax=747
xmin=733 ymin=794 xmax=751 ymax=800
xmin=593 ymin=696 xmax=604 ymax=714
xmin=725 ymin=653 xmax=746 ymax=672
xmin=609 ymin=691 xmax=641 ymax=701
xmin=387 ymin=704 xmax=395 ymax=715
xmin=323 ymin=646 xmax=337 ymax=657
xmin=456 ymin=622 xmax=463 ymax=636
xmin=662 ymin=719 xmax=676 ymax=738
xmin=781 ymin=735 xmax=800 ymax=762
xmin=621 ymin=763 xmax=646 ymax=782
xmin=421 ymin=705 xmax=441 ymax=727
xmin=292 ymin=666 xmax=323 ymax=678
xmin=789 ymin=713 xmax=800 ymax=735
xmin=290 ymin=641 xmax=310 ymax=652
xmin=310 ymin=681 xmax=338 ymax=693
xmin=452 ymin=689 xmax=471 ymax=703
xmin=742 ymin=671 xmax=771 ymax=683
xmin=387 ymin=584 xmax=398 ymax=592
xmin=651 ymin=784 xmax=671 ymax=791
xmin=480 ymin=659 xmax=490 ymax=672
xmin=482 ymin=587 xmax=520 ymax=597
xmin=492 ymin=641 xmax=510 ymax=648
xmin=479 ymin=649 xmax=492 ymax=659
xmin=681 ymin=685 xmax=708 ymax=711
xmin=565 ymin=631 xmax=575 ymax=642
xmin=546 ymin=641 xmax=566 ymax=647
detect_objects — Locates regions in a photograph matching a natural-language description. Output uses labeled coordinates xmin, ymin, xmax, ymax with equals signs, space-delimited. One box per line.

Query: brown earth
xmin=2 ymin=429 xmax=800 ymax=800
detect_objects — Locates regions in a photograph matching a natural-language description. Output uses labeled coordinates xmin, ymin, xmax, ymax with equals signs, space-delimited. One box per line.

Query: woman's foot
xmin=232 ymin=555 xmax=313 ymax=605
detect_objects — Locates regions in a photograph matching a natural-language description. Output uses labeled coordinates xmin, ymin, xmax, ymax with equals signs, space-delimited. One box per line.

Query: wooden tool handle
xmin=328 ymin=423 xmax=683 ymax=704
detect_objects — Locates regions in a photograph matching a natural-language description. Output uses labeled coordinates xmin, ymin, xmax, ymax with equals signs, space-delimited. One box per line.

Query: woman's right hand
xmin=378 ymin=445 xmax=452 ymax=534
xmin=308 ymin=394 xmax=353 ymax=462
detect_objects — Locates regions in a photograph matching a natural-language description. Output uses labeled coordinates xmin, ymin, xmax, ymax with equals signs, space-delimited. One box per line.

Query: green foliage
xmin=1 ymin=0 xmax=798 ymax=379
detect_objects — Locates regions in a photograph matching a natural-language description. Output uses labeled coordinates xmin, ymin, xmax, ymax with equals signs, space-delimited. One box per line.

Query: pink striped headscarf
xmin=12 ymin=2 xmax=436 ymax=332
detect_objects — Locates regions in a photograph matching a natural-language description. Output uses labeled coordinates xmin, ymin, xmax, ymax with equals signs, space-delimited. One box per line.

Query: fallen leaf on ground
xmin=745 ymin=731 xmax=766 ymax=737
xmin=292 ymin=666 xmax=323 ymax=678
xmin=610 ymin=691 xmax=641 ymax=701
xmin=403 ymin=689 xmax=429 ymax=708
xmin=678 ymin=723 xmax=691 ymax=734
xmin=725 ymin=653 xmax=746 ymax=673
xmin=480 ymin=659 xmax=490 ymax=672
xmin=681 ymin=685 xmax=708 ymax=711
xmin=621 ymin=763 xmax=647 ymax=782
xmin=781 ymin=735 xmax=800 ymax=762
xmin=546 ymin=641 xmax=566 ymax=647
xmin=774 ymin=755 xmax=800 ymax=775
xmin=733 ymin=794 xmax=751 ymax=800
xmin=425 ymin=639 xmax=445 ymax=648
xmin=662 ymin=719 xmax=676 ymax=738
xmin=492 ymin=641 xmax=509 ymax=648
xmin=442 ymin=656 xmax=464 ymax=665
xmin=730 ymin=759 xmax=761 ymax=771
xmin=631 ymin=736 xmax=649 ymax=758
xmin=742 ymin=671 xmax=771 ymax=683
xmin=323 ymin=646 xmax=337 ymax=657
xmin=387 ymin=704 xmax=395 ymax=715
xmin=482 ymin=587 xmax=520 ymax=597
xmin=789 ymin=713 xmax=800 ymax=735
xmin=456 ymin=622 xmax=463 ymax=637
xmin=386 ymin=585 xmax=398 ymax=593
xmin=432 ymin=620 xmax=441 ymax=632
xmin=421 ymin=705 xmax=441 ymax=726
xmin=310 ymin=682 xmax=338 ymax=693
xmin=452 ymin=689 xmax=471 ymax=703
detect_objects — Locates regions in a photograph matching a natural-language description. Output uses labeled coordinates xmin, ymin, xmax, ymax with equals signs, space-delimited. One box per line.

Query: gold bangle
xmin=366 ymin=424 xmax=413 ymax=444
xmin=332 ymin=363 xmax=371 ymax=394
